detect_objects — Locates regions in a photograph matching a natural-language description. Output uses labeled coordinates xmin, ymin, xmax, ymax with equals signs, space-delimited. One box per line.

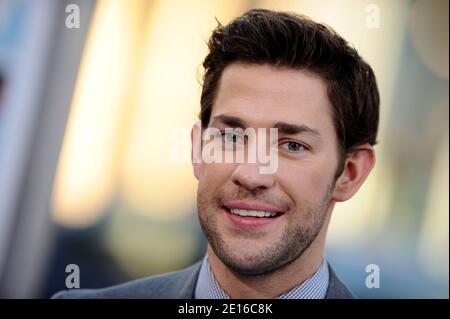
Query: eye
xmin=221 ymin=131 xmax=244 ymax=144
xmin=280 ymin=141 xmax=307 ymax=153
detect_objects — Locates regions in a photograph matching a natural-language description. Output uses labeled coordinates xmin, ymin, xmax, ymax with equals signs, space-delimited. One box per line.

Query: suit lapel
xmin=325 ymin=263 xmax=355 ymax=299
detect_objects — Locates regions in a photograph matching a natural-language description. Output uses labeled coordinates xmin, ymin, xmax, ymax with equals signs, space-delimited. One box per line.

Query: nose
xmin=231 ymin=162 xmax=275 ymax=192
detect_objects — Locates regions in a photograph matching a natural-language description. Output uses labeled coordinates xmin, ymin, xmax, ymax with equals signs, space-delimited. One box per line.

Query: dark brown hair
xmin=200 ymin=9 xmax=379 ymax=176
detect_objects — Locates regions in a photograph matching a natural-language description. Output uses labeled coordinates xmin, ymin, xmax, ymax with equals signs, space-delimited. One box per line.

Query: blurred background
xmin=0 ymin=0 xmax=448 ymax=298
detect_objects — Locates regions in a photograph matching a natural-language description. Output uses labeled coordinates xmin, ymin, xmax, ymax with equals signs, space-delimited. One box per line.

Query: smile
xmin=221 ymin=200 xmax=285 ymax=231
xmin=229 ymin=208 xmax=279 ymax=218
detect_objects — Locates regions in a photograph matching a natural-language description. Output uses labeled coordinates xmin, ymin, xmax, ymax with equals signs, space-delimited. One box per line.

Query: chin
xmin=223 ymin=258 xmax=279 ymax=276
xmin=216 ymin=247 xmax=282 ymax=276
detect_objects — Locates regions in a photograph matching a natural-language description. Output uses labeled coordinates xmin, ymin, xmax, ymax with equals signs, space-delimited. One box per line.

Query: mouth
xmin=221 ymin=201 xmax=285 ymax=231
xmin=226 ymin=208 xmax=281 ymax=218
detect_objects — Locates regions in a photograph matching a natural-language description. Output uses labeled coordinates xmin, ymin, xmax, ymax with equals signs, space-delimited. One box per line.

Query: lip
xmin=221 ymin=200 xmax=285 ymax=231
xmin=224 ymin=200 xmax=284 ymax=213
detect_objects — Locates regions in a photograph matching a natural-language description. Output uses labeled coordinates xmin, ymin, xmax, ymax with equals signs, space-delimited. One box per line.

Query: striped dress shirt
xmin=194 ymin=254 xmax=329 ymax=299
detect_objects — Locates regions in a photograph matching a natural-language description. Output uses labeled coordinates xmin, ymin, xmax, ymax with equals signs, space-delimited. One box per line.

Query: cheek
xmin=197 ymin=163 xmax=235 ymax=192
xmin=276 ymin=158 xmax=335 ymax=202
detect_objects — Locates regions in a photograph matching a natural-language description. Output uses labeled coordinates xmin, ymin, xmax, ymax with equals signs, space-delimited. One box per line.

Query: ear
xmin=332 ymin=143 xmax=376 ymax=202
xmin=191 ymin=120 xmax=202 ymax=180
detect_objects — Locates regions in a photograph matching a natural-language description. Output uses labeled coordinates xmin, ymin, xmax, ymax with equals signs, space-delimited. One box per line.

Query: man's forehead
xmin=213 ymin=63 xmax=332 ymax=122
xmin=217 ymin=63 xmax=329 ymax=100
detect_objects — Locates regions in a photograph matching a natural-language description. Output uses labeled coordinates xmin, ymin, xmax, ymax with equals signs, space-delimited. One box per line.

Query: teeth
xmin=229 ymin=209 xmax=278 ymax=218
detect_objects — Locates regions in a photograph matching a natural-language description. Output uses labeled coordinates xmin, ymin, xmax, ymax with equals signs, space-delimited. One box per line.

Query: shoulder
xmin=52 ymin=261 xmax=202 ymax=299
xmin=325 ymin=263 xmax=356 ymax=299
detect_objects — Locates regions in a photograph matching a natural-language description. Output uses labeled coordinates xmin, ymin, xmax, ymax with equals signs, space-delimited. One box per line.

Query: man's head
xmin=192 ymin=9 xmax=378 ymax=276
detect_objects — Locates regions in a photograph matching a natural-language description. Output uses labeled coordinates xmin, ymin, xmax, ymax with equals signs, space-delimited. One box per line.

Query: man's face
xmin=194 ymin=63 xmax=341 ymax=276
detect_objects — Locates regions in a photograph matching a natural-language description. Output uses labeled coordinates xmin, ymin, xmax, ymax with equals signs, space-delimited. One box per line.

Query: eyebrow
xmin=210 ymin=114 xmax=248 ymax=128
xmin=273 ymin=122 xmax=322 ymax=141
xmin=210 ymin=114 xmax=322 ymax=141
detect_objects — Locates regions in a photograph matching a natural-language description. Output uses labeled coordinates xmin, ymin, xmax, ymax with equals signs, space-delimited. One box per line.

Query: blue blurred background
xmin=0 ymin=0 xmax=448 ymax=298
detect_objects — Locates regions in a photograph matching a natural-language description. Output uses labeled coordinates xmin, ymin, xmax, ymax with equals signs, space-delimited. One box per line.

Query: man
xmin=54 ymin=8 xmax=379 ymax=299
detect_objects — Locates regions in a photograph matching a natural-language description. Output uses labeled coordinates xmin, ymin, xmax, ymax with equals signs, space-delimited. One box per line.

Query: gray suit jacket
xmin=52 ymin=261 xmax=355 ymax=299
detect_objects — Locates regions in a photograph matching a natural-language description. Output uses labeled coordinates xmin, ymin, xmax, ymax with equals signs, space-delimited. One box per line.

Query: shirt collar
xmin=194 ymin=254 xmax=329 ymax=299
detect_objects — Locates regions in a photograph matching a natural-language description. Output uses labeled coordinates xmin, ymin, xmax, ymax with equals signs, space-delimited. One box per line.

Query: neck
xmin=208 ymin=213 xmax=331 ymax=299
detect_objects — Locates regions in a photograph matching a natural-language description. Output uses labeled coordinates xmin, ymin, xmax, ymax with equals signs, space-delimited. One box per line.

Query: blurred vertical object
xmin=52 ymin=0 xmax=148 ymax=227
xmin=410 ymin=0 xmax=449 ymax=287
xmin=0 ymin=0 xmax=95 ymax=298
